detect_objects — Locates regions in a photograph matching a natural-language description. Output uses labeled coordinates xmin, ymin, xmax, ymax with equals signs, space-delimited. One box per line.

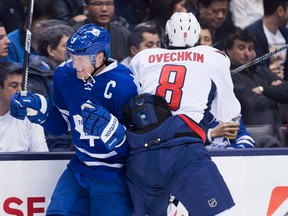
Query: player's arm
xmin=208 ymin=49 xmax=241 ymax=122
xmin=10 ymin=91 xmax=69 ymax=135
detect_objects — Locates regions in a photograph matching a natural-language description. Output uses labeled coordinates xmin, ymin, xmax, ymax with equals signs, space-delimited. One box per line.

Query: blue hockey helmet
xmin=66 ymin=23 xmax=110 ymax=57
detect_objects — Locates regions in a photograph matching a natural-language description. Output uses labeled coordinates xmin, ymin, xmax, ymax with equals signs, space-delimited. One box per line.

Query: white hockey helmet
xmin=165 ymin=12 xmax=200 ymax=48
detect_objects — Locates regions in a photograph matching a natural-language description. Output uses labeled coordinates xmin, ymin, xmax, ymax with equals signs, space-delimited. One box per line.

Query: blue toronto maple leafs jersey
xmin=42 ymin=60 xmax=137 ymax=180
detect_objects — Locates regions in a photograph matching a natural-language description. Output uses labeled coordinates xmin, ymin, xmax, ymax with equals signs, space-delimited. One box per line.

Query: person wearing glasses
xmin=74 ymin=0 xmax=130 ymax=62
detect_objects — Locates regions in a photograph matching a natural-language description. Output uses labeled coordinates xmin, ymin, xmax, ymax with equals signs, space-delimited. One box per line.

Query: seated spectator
xmin=75 ymin=0 xmax=131 ymax=62
xmin=7 ymin=0 xmax=56 ymax=63
xmin=0 ymin=62 xmax=48 ymax=152
xmin=121 ymin=25 xmax=160 ymax=67
xmin=245 ymin=0 xmax=288 ymax=81
xmin=206 ymin=112 xmax=255 ymax=149
xmin=197 ymin=0 xmax=237 ymax=50
xmin=31 ymin=19 xmax=69 ymax=55
xmin=37 ymin=23 xmax=74 ymax=70
xmin=198 ymin=22 xmax=213 ymax=46
xmin=225 ymin=28 xmax=288 ymax=137
xmin=0 ymin=22 xmax=10 ymax=62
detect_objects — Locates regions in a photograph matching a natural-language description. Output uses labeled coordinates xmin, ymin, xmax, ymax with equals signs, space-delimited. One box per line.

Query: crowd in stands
xmin=0 ymin=0 xmax=288 ymax=151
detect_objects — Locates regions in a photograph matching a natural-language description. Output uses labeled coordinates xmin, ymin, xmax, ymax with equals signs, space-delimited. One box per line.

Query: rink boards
xmin=0 ymin=149 xmax=287 ymax=216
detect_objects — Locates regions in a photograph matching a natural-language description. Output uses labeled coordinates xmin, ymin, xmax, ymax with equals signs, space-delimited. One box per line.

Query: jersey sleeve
xmin=207 ymin=49 xmax=241 ymax=122
xmin=40 ymin=66 xmax=71 ymax=135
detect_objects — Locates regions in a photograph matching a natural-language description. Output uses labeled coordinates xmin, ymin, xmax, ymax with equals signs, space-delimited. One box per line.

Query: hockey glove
xmin=81 ymin=101 xmax=126 ymax=151
xmin=10 ymin=92 xmax=51 ymax=124
xmin=10 ymin=97 xmax=27 ymax=120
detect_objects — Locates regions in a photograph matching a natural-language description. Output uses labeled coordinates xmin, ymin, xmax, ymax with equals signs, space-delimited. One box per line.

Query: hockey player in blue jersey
xmin=10 ymin=24 xmax=136 ymax=215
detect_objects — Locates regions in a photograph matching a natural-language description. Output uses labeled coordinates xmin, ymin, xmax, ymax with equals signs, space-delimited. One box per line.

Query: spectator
xmin=10 ymin=24 xmax=136 ymax=215
xmin=225 ymin=28 xmax=288 ymax=136
xmin=198 ymin=22 xmax=213 ymax=46
xmin=75 ymin=0 xmax=131 ymax=62
xmin=197 ymin=0 xmax=237 ymax=50
xmin=136 ymin=0 xmax=187 ymax=47
xmin=25 ymin=19 xmax=70 ymax=99
xmin=229 ymin=0 xmax=264 ymax=29
xmin=121 ymin=25 xmax=160 ymax=67
xmin=37 ymin=23 xmax=74 ymax=70
xmin=246 ymin=0 xmax=288 ymax=81
xmin=31 ymin=19 xmax=68 ymax=55
xmin=205 ymin=112 xmax=255 ymax=149
xmin=7 ymin=0 xmax=56 ymax=63
xmin=52 ymin=0 xmax=87 ymax=26
xmin=0 ymin=62 xmax=48 ymax=152
xmin=0 ymin=22 xmax=10 ymax=62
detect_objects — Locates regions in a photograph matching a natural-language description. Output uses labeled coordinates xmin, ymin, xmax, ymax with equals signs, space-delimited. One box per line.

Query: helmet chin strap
xmin=85 ymin=61 xmax=106 ymax=83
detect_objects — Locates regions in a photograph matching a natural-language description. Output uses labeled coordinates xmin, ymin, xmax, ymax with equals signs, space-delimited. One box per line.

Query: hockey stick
xmin=22 ymin=0 xmax=37 ymax=115
xmin=231 ymin=44 xmax=288 ymax=75
xmin=22 ymin=0 xmax=34 ymax=92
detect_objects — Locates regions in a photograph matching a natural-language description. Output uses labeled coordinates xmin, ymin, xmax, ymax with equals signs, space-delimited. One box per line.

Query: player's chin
xmin=76 ymin=71 xmax=88 ymax=80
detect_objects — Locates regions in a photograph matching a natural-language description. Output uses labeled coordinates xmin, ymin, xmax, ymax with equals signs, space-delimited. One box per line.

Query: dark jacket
xmin=28 ymin=55 xmax=54 ymax=99
xmin=212 ymin=20 xmax=237 ymax=51
xmin=246 ymin=19 xmax=288 ymax=80
xmin=232 ymin=65 xmax=288 ymax=131
xmin=52 ymin=0 xmax=84 ymax=26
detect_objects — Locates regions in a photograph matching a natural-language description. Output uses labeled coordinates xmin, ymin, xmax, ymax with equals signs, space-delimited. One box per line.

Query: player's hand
xmin=10 ymin=93 xmax=27 ymax=120
xmin=10 ymin=92 xmax=51 ymax=124
xmin=81 ymin=101 xmax=126 ymax=151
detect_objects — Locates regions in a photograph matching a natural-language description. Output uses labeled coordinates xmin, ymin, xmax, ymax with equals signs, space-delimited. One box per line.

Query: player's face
xmin=131 ymin=32 xmax=160 ymax=57
xmin=0 ymin=74 xmax=22 ymax=112
xmin=67 ymin=54 xmax=95 ymax=79
xmin=226 ymin=39 xmax=256 ymax=66
xmin=67 ymin=53 xmax=105 ymax=80
xmin=198 ymin=28 xmax=212 ymax=46
xmin=0 ymin=27 xmax=10 ymax=58
xmin=174 ymin=0 xmax=187 ymax=13
xmin=199 ymin=1 xmax=228 ymax=29
xmin=49 ymin=35 xmax=70 ymax=65
xmin=84 ymin=0 xmax=115 ymax=29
